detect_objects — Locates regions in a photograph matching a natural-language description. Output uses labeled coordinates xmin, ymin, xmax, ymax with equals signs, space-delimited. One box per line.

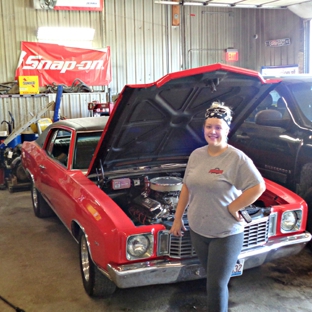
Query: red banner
xmin=15 ymin=42 xmax=111 ymax=87
xmin=33 ymin=0 xmax=103 ymax=11
xmin=54 ymin=0 xmax=103 ymax=11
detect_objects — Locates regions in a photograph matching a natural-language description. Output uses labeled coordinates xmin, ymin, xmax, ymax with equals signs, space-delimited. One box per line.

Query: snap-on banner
xmin=15 ymin=42 xmax=111 ymax=87
xmin=34 ymin=0 xmax=103 ymax=11
xmin=54 ymin=0 xmax=103 ymax=11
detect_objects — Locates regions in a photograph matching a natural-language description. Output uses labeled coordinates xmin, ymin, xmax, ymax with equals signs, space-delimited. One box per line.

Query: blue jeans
xmin=190 ymin=229 xmax=244 ymax=312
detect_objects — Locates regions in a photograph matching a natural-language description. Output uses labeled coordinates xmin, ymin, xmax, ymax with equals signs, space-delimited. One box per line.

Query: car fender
xmin=65 ymin=173 xmax=135 ymax=268
xmin=22 ymin=141 xmax=46 ymax=192
xmin=68 ymin=175 xmax=166 ymax=271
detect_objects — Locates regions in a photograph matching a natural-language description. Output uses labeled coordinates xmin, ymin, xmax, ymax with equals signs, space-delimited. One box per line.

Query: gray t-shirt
xmin=184 ymin=144 xmax=264 ymax=238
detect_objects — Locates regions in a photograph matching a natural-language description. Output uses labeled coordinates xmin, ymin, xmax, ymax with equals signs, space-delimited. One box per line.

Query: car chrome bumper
xmin=106 ymin=232 xmax=311 ymax=289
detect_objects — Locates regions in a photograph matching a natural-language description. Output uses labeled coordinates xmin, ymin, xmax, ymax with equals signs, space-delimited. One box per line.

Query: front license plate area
xmin=231 ymin=259 xmax=244 ymax=277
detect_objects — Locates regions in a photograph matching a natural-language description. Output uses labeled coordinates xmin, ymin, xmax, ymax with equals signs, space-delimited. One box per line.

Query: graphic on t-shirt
xmin=209 ymin=168 xmax=223 ymax=174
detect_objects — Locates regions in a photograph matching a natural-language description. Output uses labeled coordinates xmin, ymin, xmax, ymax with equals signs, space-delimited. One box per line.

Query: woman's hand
xmin=228 ymin=205 xmax=243 ymax=222
xmin=228 ymin=182 xmax=266 ymax=222
xmin=170 ymin=218 xmax=187 ymax=236
xmin=170 ymin=184 xmax=189 ymax=236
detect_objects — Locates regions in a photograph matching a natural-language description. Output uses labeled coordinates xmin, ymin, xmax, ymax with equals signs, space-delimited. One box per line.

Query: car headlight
xmin=281 ymin=210 xmax=302 ymax=232
xmin=126 ymin=234 xmax=154 ymax=260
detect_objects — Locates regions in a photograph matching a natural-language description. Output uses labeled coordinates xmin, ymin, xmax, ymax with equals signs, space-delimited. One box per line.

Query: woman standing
xmin=170 ymin=102 xmax=265 ymax=312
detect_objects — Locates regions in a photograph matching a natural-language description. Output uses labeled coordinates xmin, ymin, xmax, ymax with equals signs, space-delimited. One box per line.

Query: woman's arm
xmin=170 ymin=184 xmax=189 ymax=236
xmin=228 ymin=182 xmax=266 ymax=221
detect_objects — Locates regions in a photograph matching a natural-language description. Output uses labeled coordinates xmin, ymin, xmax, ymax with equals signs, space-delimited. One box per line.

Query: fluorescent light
xmin=155 ymin=1 xmax=181 ymax=4
xmin=37 ymin=27 xmax=95 ymax=41
xmin=155 ymin=1 xmax=210 ymax=5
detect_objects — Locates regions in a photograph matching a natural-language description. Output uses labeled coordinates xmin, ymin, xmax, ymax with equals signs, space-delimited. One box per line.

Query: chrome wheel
xmin=32 ymin=183 xmax=38 ymax=210
xmin=80 ymin=234 xmax=90 ymax=282
xmin=30 ymin=181 xmax=54 ymax=218
xmin=79 ymin=231 xmax=116 ymax=297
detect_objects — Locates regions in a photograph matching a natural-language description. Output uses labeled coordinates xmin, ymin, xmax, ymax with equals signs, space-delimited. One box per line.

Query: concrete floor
xmin=1 ymin=189 xmax=312 ymax=312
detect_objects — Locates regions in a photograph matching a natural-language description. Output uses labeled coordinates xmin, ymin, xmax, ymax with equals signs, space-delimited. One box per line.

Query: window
xmin=46 ymin=129 xmax=72 ymax=167
xmin=72 ymin=132 xmax=102 ymax=169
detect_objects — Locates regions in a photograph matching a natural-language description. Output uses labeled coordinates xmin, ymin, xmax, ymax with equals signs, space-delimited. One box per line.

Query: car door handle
xmin=39 ymin=165 xmax=46 ymax=169
xmin=236 ymin=134 xmax=250 ymax=139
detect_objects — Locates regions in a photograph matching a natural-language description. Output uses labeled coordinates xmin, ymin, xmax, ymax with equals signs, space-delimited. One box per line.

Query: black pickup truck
xmin=229 ymin=75 xmax=312 ymax=237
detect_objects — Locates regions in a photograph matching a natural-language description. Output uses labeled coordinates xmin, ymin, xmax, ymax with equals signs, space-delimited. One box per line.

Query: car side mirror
xmin=255 ymin=109 xmax=288 ymax=128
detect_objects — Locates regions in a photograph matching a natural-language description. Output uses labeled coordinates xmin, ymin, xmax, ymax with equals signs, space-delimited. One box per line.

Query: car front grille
xmin=166 ymin=217 xmax=269 ymax=259
xmin=169 ymin=232 xmax=196 ymax=258
xmin=241 ymin=217 xmax=269 ymax=250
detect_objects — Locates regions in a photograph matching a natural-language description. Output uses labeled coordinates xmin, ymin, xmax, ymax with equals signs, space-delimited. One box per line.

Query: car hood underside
xmin=89 ymin=63 xmax=279 ymax=175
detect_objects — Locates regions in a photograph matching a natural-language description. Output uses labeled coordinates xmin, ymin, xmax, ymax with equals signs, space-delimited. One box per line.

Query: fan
xmin=38 ymin=0 xmax=57 ymax=9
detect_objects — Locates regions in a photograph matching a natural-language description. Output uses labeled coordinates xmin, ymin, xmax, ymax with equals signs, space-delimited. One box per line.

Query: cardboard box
xmin=18 ymin=76 xmax=39 ymax=95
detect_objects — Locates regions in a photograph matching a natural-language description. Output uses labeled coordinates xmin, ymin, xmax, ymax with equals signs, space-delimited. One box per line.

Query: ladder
xmin=0 ymin=101 xmax=55 ymax=148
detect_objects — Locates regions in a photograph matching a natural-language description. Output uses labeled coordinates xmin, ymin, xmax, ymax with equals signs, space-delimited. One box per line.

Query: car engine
xmin=106 ymin=173 xmax=267 ymax=228
xmin=127 ymin=176 xmax=183 ymax=225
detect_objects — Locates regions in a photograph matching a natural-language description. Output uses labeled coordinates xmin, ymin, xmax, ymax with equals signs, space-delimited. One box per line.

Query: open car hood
xmin=89 ymin=63 xmax=280 ymax=175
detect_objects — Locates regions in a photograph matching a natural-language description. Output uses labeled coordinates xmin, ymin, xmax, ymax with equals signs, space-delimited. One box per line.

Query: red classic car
xmin=21 ymin=63 xmax=311 ymax=297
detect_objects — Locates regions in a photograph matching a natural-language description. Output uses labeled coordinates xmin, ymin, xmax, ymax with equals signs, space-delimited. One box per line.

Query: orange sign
xmin=225 ymin=49 xmax=239 ymax=62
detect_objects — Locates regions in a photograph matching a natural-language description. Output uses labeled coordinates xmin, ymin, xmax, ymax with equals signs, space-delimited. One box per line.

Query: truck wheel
xmin=298 ymin=163 xmax=312 ymax=198
xmin=298 ymin=165 xmax=312 ymax=249
xmin=300 ymin=188 xmax=312 ymax=250
xmin=305 ymin=199 xmax=312 ymax=250
xmin=79 ymin=232 xmax=116 ymax=297
xmin=31 ymin=182 xmax=55 ymax=218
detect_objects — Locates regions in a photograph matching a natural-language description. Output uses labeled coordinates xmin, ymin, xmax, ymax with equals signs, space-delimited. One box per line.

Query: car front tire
xmin=79 ymin=232 xmax=116 ymax=297
xmin=31 ymin=182 xmax=54 ymax=218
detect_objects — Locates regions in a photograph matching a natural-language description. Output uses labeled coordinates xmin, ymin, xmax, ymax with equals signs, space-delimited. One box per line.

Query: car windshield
xmin=288 ymin=82 xmax=312 ymax=123
xmin=72 ymin=132 xmax=102 ymax=169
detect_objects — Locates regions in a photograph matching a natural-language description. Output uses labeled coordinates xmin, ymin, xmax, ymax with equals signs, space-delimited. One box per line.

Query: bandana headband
xmin=205 ymin=107 xmax=232 ymax=127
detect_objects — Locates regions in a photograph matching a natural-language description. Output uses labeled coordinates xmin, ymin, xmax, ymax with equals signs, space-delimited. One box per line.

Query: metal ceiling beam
xmin=154 ymin=0 xmax=312 ymax=9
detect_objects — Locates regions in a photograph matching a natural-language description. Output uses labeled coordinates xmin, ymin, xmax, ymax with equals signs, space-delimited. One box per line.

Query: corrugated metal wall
xmin=104 ymin=0 xmax=181 ymax=95
xmin=182 ymin=6 xmax=303 ymax=72
xmin=0 ymin=92 xmax=108 ymax=134
xmin=99 ymin=3 xmax=303 ymax=93
xmin=0 ymin=95 xmax=50 ymax=135
xmin=0 ymin=0 xmax=304 ymax=132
